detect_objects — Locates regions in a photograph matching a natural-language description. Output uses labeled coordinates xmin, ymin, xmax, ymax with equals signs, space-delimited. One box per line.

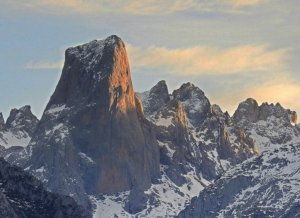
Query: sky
xmin=1 ymin=0 xmax=300 ymax=120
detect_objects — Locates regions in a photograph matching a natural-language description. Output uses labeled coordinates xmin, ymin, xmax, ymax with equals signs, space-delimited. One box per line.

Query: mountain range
xmin=0 ymin=35 xmax=299 ymax=217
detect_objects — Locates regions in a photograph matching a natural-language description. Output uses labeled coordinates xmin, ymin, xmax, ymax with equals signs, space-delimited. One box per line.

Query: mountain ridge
xmin=1 ymin=35 xmax=299 ymax=217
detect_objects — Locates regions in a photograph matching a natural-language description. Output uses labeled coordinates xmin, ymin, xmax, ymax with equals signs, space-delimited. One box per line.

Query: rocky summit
xmin=232 ymin=98 xmax=300 ymax=152
xmin=137 ymin=80 xmax=170 ymax=117
xmin=0 ymin=106 xmax=39 ymax=150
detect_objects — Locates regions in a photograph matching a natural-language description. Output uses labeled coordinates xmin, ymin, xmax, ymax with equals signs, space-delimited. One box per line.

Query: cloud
xmin=211 ymin=78 xmax=300 ymax=116
xmin=126 ymin=44 xmax=289 ymax=75
xmin=0 ymin=0 xmax=271 ymax=15
xmin=25 ymin=61 xmax=63 ymax=69
xmin=225 ymin=0 xmax=270 ymax=7
xmin=122 ymin=0 xmax=201 ymax=15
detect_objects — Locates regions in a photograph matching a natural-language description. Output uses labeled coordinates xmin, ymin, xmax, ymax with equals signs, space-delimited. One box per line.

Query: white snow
xmin=45 ymin=104 xmax=66 ymax=114
xmin=217 ymin=144 xmax=300 ymax=217
xmin=237 ymin=114 xmax=300 ymax=153
xmin=0 ymin=131 xmax=31 ymax=148
xmin=220 ymin=159 xmax=231 ymax=170
xmin=78 ymin=152 xmax=95 ymax=164
xmin=91 ymin=164 xmax=207 ymax=218
xmin=36 ymin=166 xmax=45 ymax=173
xmin=154 ymin=116 xmax=174 ymax=127
xmin=157 ymin=140 xmax=176 ymax=158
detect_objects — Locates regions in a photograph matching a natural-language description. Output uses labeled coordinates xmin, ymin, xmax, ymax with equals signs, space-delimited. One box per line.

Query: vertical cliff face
xmin=24 ymin=35 xmax=160 ymax=206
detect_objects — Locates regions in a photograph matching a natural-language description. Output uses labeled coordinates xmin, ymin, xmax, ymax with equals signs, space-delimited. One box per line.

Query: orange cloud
xmin=225 ymin=0 xmax=270 ymax=7
xmin=212 ymin=81 xmax=300 ymax=116
xmin=126 ymin=44 xmax=289 ymax=75
xmin=0 ymin=0 xmax=271 ymax=15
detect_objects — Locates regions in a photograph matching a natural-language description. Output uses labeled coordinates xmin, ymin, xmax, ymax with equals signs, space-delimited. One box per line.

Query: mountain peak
xmin=67 ymin=35 xmax=122 ymax=55
xmin=137 ymin=80 xmax=170 ymax=117
xmin=49 ymin=34 xmax=131 ymax=108
xmin=19 ymin=105 xmax=32 ymax=112
xmin=232 ymin=98 xmax=259 ymax=125
xmin=66 ymin=35 xmax=123 ymax=60
xmin=24 ymin=35 xmax=160 ymax=206
xmin=182 ymin=82 xmax=195 ymax=88
xmin=5 ymin=105 xmax=39 ymax=137
xmin=172 ymin=82 xmax=211 ymax=126
xmin=0 ymin=113 xmax=4 ymax=125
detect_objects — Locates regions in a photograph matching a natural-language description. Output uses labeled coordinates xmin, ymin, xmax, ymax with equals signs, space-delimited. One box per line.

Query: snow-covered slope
xmin=232 ymin=98 xmax=300 ymax=152
xmin=178 ymin=143 xmax=300 ymax=218
xmin=91 ymin=164 xmax=207 ymax=217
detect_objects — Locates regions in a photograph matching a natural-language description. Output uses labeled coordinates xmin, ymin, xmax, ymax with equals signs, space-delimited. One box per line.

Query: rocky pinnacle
xmin=25 ymin=35 xmax=160 ymax=206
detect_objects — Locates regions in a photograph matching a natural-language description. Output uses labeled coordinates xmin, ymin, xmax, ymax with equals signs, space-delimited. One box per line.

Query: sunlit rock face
xmin=232 ymin=98 xmax=300 ymax=152
xmin=11 ymin=35 xmax=160 ymax=207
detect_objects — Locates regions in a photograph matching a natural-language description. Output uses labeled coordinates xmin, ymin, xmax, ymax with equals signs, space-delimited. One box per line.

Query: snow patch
xmin=45 ymin=104 xmax=66 ymax=114
xmin=78 ymin=152 xmax=95 ymax=164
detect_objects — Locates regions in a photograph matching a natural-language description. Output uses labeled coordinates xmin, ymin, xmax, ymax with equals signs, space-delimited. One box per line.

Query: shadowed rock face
xmin=172 ymin=82 xmax=213 ymax=127
xmin=137 ymin=80 xmax=170 ymax=117
xmin=22 ymin=35 xmax=160 ymax=206
xmin=0 ymin=113 xmax=5 ymax=132
xmin=0 ymin=158 xmax=92 ymax=218
xmin=232 ymin=98 xmax=259 ymax=126
xmin=150 ymin=99 xmax=197 ymax=186
xmin=5 ymin=106 xmax=39 ymax=137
